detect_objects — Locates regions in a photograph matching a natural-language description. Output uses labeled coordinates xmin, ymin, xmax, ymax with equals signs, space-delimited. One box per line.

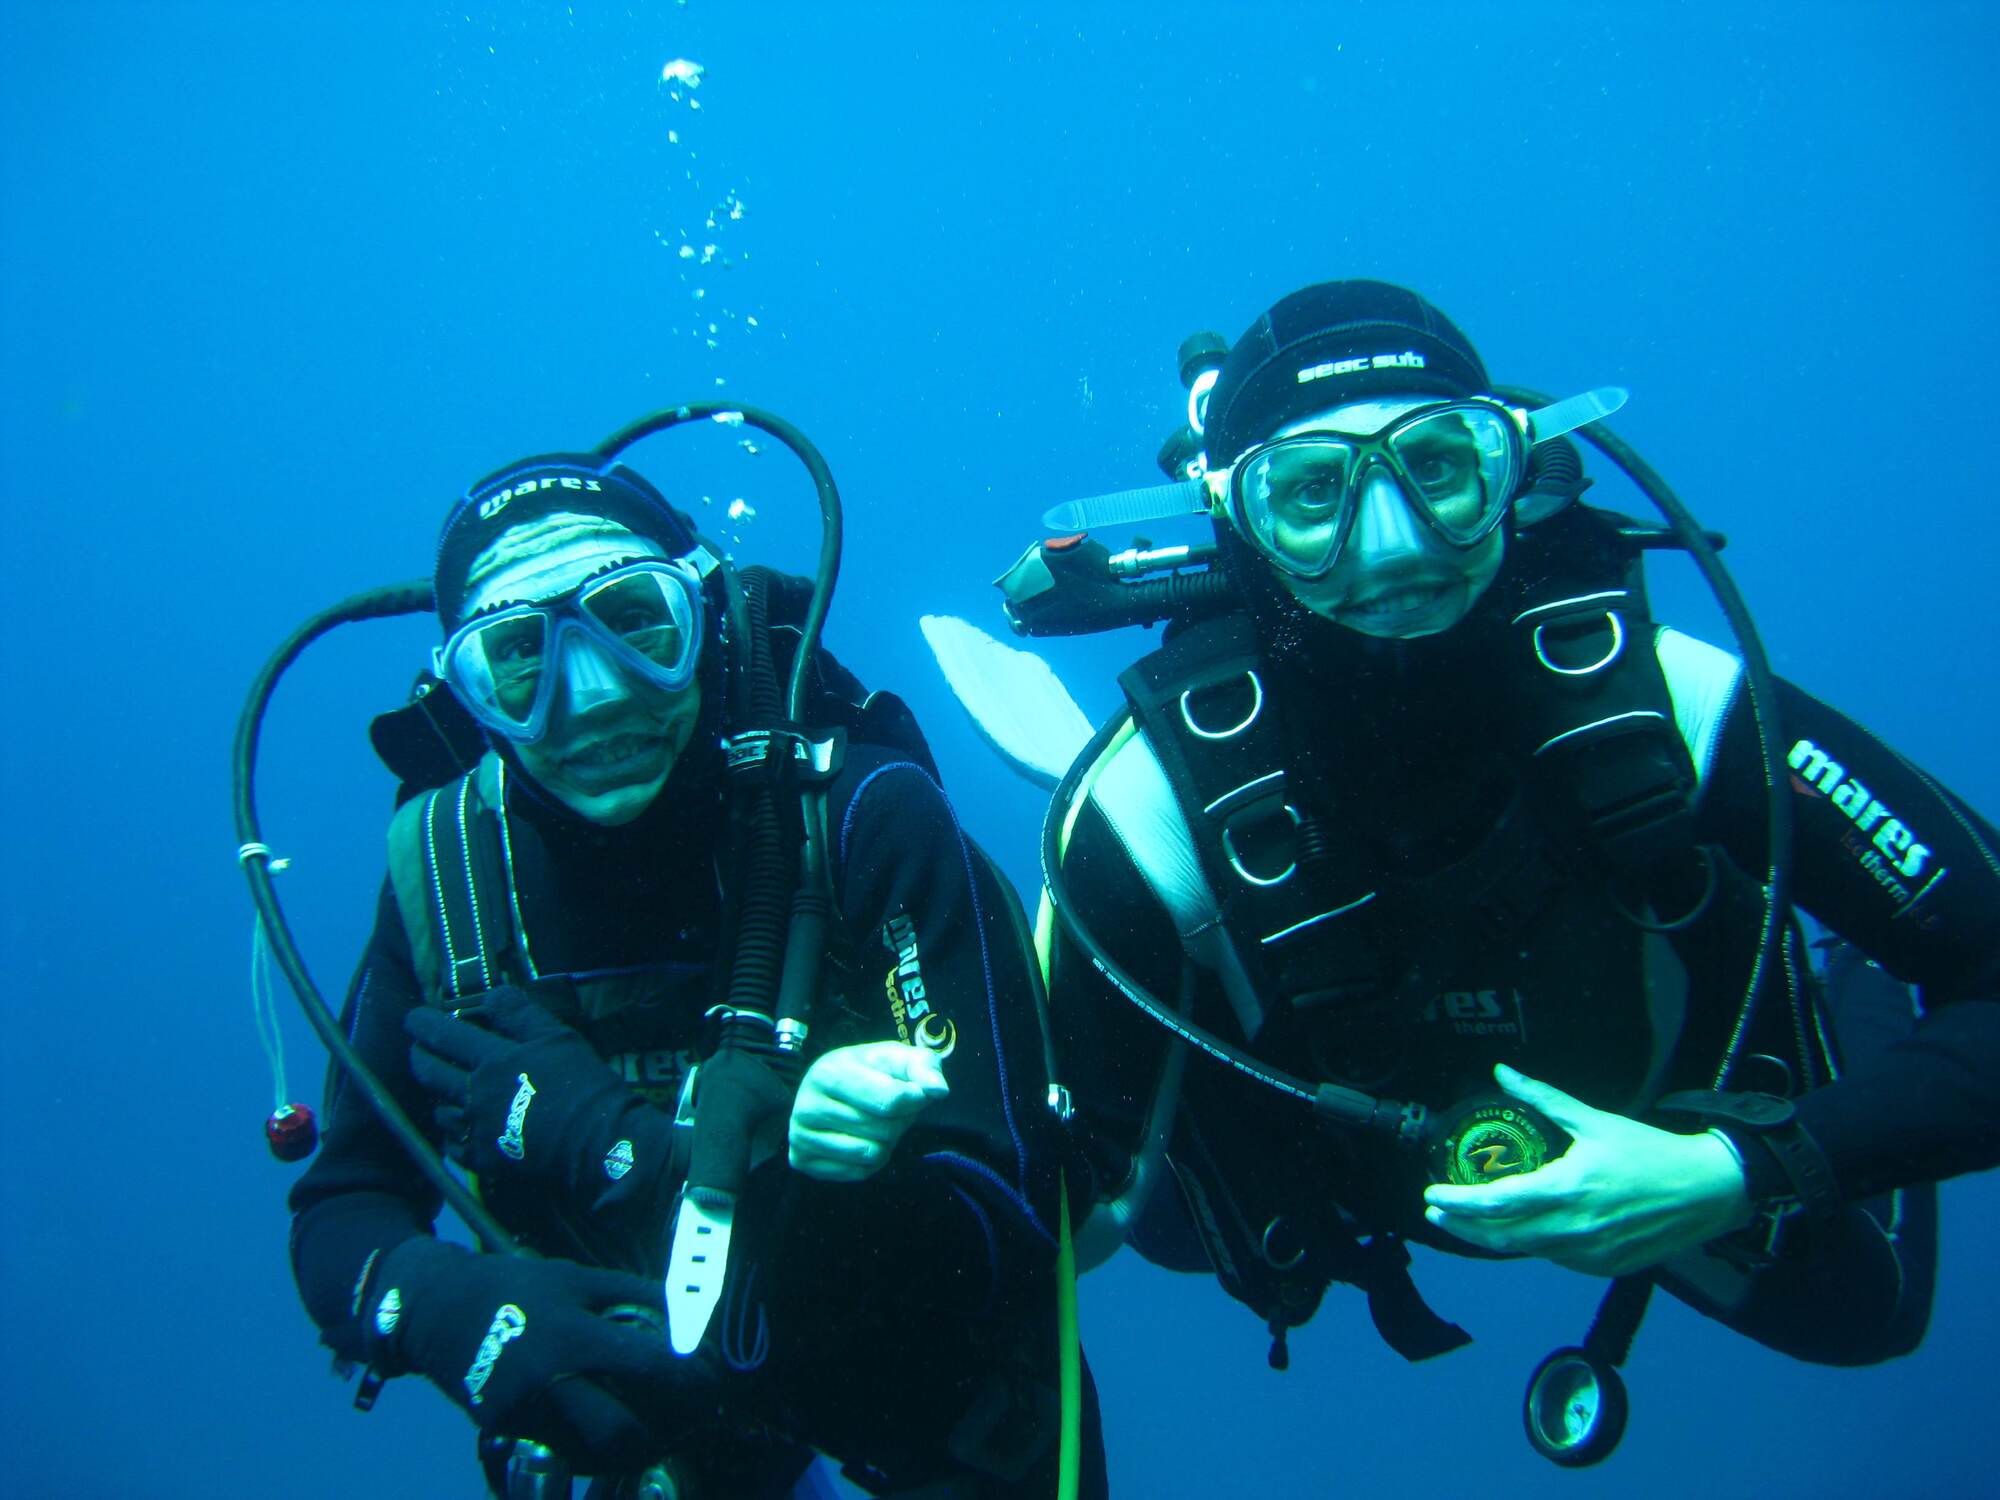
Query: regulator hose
xmin=232 ymin=580 xmax=518 ymax=1255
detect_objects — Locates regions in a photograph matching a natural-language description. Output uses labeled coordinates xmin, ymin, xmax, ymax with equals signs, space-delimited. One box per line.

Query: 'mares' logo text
xmin=1420 ymin=988 xmax=1526 ymax=1040
xmin=880 ymin=913 xmax=956 ymax=1058
xmin=477 ymin=473 xmax=604 ymax=520
xmin=1788 ymin=739 xmax=1943 ymax=906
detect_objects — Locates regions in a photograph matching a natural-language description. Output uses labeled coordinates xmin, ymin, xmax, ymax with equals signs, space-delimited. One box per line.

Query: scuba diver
xmin=925 ymin=279 xmax=2000 ymax=1463
xmin=269 ymin=415 xmax=1105 ymax=1498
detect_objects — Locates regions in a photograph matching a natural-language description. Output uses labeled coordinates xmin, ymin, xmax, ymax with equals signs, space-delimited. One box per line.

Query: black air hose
xmin=1528 ymin=435 xmax=1583 ymax=493
xmin=722 ymin=570 xmax=794 ymax=1017
xmin=1120 ymin=566 xmax=1238 ymax=630
xmin=233 ymin=581 xmax=517 ymax=1255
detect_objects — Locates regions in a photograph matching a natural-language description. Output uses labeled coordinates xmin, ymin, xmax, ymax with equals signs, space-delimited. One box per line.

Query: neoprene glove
xmin=406 ymin=987 xmax=678 ymax=1222
xmin=361 ymin=1238 xmax=702 ymax=1471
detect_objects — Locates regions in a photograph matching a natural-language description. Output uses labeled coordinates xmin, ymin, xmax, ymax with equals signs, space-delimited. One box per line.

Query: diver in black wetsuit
xmin=286 ymin=451 xmax=1104 ymax=1497
xmin=1023 ymin=280 xmax=2000 ymax=1456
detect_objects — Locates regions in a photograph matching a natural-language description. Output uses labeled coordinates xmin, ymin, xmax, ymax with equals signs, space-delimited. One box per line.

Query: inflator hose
xmin=719 ymin=571 xmax=792 ymax=1018
xmin=595 ymin=404 xmax=842 ymax=726
xmin=593 ymin=404 xmax=845 ymax=1032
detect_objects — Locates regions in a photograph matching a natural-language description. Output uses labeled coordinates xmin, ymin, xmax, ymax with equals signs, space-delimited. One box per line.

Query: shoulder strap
xmin=1116 ymin=614 xmax=1393 ymax=1040
xmin=1499 ymin=505 xmax=1701 ymax=873
xmin=385 ymin=752 xmax=520 ymax=1006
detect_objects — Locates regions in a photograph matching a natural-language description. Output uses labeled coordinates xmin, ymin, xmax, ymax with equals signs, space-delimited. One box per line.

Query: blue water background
xmin=5 ymin=4 xmax=1996 ymax=1495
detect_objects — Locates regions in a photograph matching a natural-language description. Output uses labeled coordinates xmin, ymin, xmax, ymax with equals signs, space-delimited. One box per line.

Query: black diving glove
xmin=361 ymin=1238 xmax=703 ymax=1472
xmin=406 ymin=987 xmax=679 ymax=1220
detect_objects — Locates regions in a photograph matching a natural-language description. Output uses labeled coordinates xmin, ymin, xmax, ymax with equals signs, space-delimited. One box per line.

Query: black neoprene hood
xmin=433 ymin=453 xmax=701 ymax=632
xmin=1202 ymin=279 xmax=1491 ymax=469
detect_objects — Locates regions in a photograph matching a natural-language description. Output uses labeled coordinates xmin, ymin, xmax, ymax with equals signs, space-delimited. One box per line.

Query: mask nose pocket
xmin=556 ymin=624 xmax=631 ymax=717
xmin=1349 ymin=468 xmax=1427 ymax=564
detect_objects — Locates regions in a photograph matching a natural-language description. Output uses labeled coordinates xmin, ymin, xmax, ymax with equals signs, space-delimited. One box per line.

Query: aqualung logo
xmin=604 ymin=1138 xmax=635 ymax=1182
xmin=477 ymin=474 xmax=604 ymax=520
xmin=372 ymin=1286 xmax=402 ymax=1338
xmin=464 ymin=1304 xmax=527 ymax=1405
xmin=497 ymin=1073 xmax=536 ymax=1161
xmin=1296 ymin=351 xmax=1427 ymax=385
xmin=1788 ymin=739 xmax=1942 ymax=903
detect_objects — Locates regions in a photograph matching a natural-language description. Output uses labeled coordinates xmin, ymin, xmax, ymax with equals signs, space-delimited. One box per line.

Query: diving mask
xmin=1223 ymin=389 xmax=1627 ymax=580
xmin=436 ymin=557 xmax=706 ymax=743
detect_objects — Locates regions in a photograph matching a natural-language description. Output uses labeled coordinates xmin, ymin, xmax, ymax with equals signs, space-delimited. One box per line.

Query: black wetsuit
xmin=290 ymin=733 xmax=1105 ymax=1497
xmin=1051 ymin=605 xmax=2000 ymax=1362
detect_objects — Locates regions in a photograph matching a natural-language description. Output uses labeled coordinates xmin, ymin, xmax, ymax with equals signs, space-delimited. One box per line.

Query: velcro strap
xmin=1655 ymin=1090 xmax=1841 ymax=1218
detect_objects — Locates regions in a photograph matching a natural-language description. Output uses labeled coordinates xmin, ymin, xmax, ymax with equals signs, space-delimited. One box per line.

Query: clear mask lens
xmin=1241 ymin=439 xmax=1356 ymax=576
xmin=576 ymin=568 xmax=697 ymax=676
xmin=439 ymin=560 xmax=703 ymax=741
xmin=1233 ymin=401 xmax=1522 ymax=578
xmin=1391 ymin=405 xmax=1514 ymax=543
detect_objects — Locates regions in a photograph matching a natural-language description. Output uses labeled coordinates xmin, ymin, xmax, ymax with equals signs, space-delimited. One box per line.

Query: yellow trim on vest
xmin=1034 ymin=890 xmax=1057 ymax=991
xmin=1039 ymin=714 xmax=1138 ymax=999
xmin=1058 ymin=715 xmax=1137 ymax=857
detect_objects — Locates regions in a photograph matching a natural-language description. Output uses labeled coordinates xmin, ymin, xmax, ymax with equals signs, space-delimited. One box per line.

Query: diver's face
xmin=459 ymin=512 xmax=704 ymax=826
xmin=515 ymin=635 xmax=703 ymax=826
xmin=1266 ymin=399 xmax=1505 ymax=640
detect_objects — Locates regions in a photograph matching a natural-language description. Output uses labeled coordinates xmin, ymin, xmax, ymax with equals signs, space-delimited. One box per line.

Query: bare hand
xmin=788 ymin=1042 xmax=950 ymax=1183
xmin=1423 ymin=1064 xmax=1754 ymax=1276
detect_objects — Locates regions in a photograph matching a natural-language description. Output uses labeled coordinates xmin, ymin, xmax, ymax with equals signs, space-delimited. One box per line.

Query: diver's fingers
xmin=1423 ymin=1171 xmax=1573 ymax=1221
xmin=790 ymin=1127 xmax=890 ymax=1182
xmin=790 ymin=1086 xmax=920 ymax=1136
xmin=1423 ymin=1204 xmax=1514 ymax=1251
xmin=1492 ymin=1063 xmax=1604 ymax=1135
xmin=801 ymin=1044 xmax=948 ymax=1120
xmin=863 ymin=1043 xmax=950 ymax=1092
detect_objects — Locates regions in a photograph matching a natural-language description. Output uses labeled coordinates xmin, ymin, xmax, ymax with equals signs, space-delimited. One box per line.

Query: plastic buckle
xmin=722 ymin=723 xmax=847 ymax=784
xmin=353 ymin=1363 xmax=386 ymax=1413
xmin=796 ymin=725 xmax=847 ymax=783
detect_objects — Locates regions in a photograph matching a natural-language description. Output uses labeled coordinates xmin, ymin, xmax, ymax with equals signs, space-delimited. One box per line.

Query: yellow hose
xmin=1046 ymin=732 xmax=1127 ymax=1499
xmin=1057 ymin=1171 xmax=1080 ymax=1500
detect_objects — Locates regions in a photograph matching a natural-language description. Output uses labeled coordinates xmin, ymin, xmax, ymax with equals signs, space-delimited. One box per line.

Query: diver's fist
xmin=788 ymin=1042 xmax=949 ymax=1183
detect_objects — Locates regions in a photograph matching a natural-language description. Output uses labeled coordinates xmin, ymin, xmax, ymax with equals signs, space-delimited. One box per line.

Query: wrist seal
xmin=1653 ymin=1090 xmax=1840 ymax=1218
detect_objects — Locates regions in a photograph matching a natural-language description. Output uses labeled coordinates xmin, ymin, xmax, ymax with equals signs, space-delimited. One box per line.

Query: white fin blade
xmin=919 ymin=615 xmax=1095 ymax=790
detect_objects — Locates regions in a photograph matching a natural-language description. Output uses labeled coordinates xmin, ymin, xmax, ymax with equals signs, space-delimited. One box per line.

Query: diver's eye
xmin=485 ymin=620 xmax=545 ymax=668
xmin=1282 ymin=477 xmax=1343 ymax=519
xmin=607 ymin=603 xmax=668 ymax=634
xmin=1410 ymin=455 xmax=1460 ymax=490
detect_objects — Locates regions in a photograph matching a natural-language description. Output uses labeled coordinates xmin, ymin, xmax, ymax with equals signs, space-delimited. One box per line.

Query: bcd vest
xmin=383 ymin=752 xmax=718 ymax=1096
xmin=1100 ymin=505 xmax=1821 ymax=1358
